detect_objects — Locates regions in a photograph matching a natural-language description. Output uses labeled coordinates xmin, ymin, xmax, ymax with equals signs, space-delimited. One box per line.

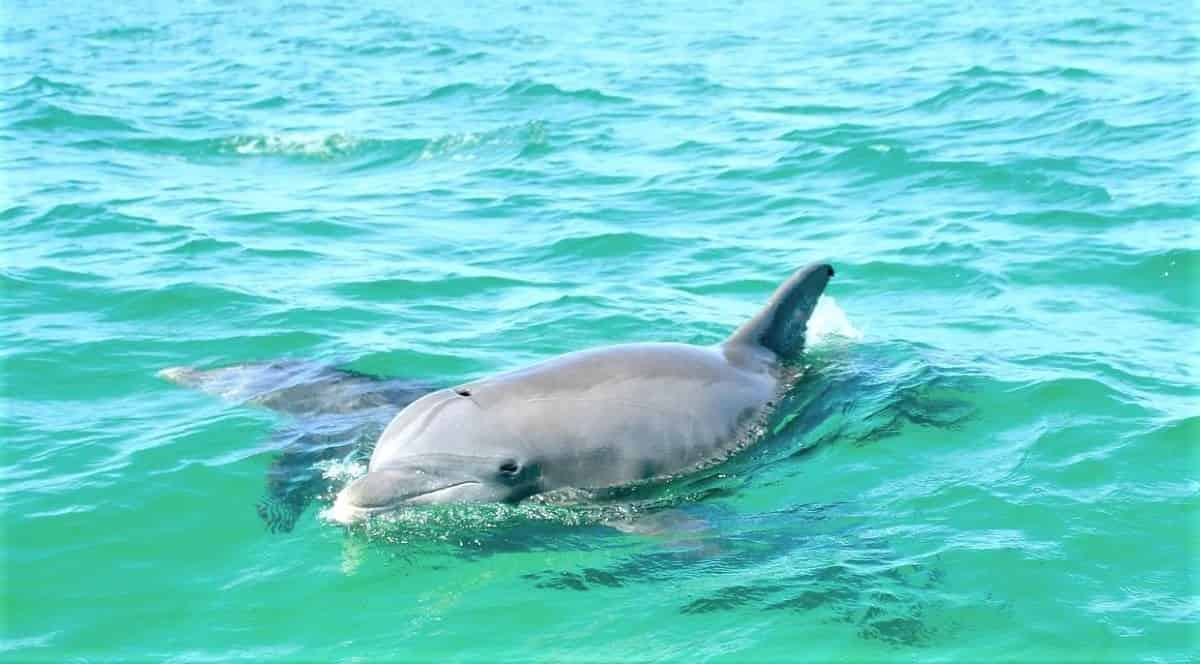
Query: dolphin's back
xmin=374 ymin=343 xmax=778 ymax=489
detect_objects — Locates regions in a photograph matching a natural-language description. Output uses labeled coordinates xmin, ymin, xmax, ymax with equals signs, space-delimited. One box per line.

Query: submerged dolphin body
xmin=159 ymin=362 xmax=434 ymax=531
xmin=329 ymin=263 xmax=834 ymax=524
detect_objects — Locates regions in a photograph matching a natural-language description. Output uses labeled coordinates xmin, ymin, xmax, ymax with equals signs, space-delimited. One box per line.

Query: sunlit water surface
xmin=3 ymin=1 xmax=1197 ymax=661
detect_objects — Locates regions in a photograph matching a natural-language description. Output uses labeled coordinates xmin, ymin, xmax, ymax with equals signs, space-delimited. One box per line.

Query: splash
xmin=805 ymin=295 xmax=863 ymax=346
xmin=314 ymin=458 xmax=368 ymax=526
xmin=315 ymin=457 xmax=367 ymax=484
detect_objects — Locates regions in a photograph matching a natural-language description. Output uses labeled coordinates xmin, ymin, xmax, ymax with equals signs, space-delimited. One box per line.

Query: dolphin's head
xmin=327 ymin=387 xmax=543 ymax=524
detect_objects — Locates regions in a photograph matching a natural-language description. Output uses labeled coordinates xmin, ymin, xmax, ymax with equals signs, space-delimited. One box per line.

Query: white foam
xmin=315 ymin=458 xmax=368 ymax=525
xmin=228 ymin=131 xmax=358 ymax=157
xmin=805 ymin=295 xmax=863 ymax=346
xmin=315 ymin=457 xmax=367 ymax=483
xmin=418 ymin=132 xmax=482 ymax=161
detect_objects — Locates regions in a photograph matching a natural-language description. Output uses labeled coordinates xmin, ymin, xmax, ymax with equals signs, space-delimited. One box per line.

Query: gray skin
xmin=329 ymin=262 xmax=834 ymax=524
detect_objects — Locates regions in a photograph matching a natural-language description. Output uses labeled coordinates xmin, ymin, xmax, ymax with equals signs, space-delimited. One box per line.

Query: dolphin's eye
xmin=498 ymin=461 xmax=520 ymax=476
xmin=454 ymin=388 xmax=471 ymax=397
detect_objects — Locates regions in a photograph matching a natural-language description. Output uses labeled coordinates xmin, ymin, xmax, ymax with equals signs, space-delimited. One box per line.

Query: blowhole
xmin=455 ymin=388 xmax=471 ymax=397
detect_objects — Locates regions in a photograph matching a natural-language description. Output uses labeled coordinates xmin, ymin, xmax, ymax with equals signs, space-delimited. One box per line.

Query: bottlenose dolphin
xmin=328 ymin=262 xmax=834 ymax=524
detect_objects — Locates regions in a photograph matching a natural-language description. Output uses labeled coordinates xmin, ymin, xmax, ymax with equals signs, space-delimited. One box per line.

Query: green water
xmin=3 ymin=1 xmax=1197 ymax=661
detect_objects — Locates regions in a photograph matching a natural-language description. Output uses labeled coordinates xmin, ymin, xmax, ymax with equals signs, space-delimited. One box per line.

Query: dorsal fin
xmin=725 ymin=263 xmax=834 ymax=360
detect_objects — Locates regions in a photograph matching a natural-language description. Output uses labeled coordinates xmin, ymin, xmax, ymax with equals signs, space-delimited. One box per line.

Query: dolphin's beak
xmin=327 ymin=469 xmax=481 ymax=524
xmin=328 ymin=489 xmax=372 ymax=525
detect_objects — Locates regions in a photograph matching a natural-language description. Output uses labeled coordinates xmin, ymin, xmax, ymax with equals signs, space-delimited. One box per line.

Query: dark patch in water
xmin=680 ymin=584 xmax=785 ymax=614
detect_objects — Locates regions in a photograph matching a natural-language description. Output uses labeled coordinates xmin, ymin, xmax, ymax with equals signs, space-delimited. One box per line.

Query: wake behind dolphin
xmin=328 ymin=262 xmax=834 ymax=524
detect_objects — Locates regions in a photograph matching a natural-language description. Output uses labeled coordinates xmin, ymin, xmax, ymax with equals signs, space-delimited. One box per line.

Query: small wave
xmin=332 ymin=275 xmax=536 ymax=302
xmin=1036 ymin=66 xmax=1108 ymax=81
xmin=85 ymin=26 xmax=161 ymax=41
xmin=853 ymin=260 xmax=997 ymax=293
xmin=68 ymin=133 xmax=398 ymax=162
xmin=24 ymin=203 xmax=190 ymax=240
xmin=1008 ymin=376 xmax=1144 ymax=418
xmin=1015 ymin=88 xmax=1053 ymax=102
xmin=993 ymin=209 xmax=1122 ymax=228
xmin=965 ymin=27 xmax=1005 ymax=43
xmin=353 ymin=43 xmax=420 ymax=57
xmin=416 ymin=131 xmax=485 ymax=161
xmin=687 ymin=33 xmax=757 ymax=50
xmin=1048 ymin=118 xmax=1191 ymax=150
xmin=66 ymin=121 xmax=549 ymax=168
xmin=825 ymin=143 xmax=911 ymax=172
xmin=106 ymin=282 xmax=280 ymax=322
xmin=911 ymin=81 xmax=1024 ymax=112
xmin=1100 ymin=249 xmax=1196 ymax=308
xmin=224 ymin=212 xmax=362 ymax=238
xmin=419 ymin=82 xmax=485 ymax=102
xmin=502 ymin=80 xmax=631 ymax=105
xmin=239 ymin=96 xmax=289 ymax=110
xmin=811 ymin=146 xmax=1115 ymax=204
xmin=1058 ymin=16 xmax=1137 ymax=34
xmin=242 ymin=245 xmax=324 ymax=261
xmin=545 ymin=231 xmax=683 ymax=259
xmin=1043 ymin=36 xmax=1133 ymax=48
xmin=0 ymin=632 xmax=58 ymax=654
xmin=9 ymin=102 xmax=138 ymax=133
xmin=5 ymin=76 xmax=89 ymax=98
xmin=1136 ymin=416 xmax=1200 ymax=451
xmin=753 ymin=104 xmax=854 ymax=116
xmin=3 ymin=267 xmax=110 ymax=312
xmin=224 ymin=132 xmax=362 ymax=158
xmin=74 ymin=131 xmax=388 ymax=161
xmin=164 ymin=237 xmax=243 ymax=257
xmin=0 ymin=205 xmax=34 ymax=222
xmin=654 ymin=139 xmax=737 ymax=159
xmin=957 ymin=65 xmax=1018 ymax=79
xmin=778 ymin=123 xmax=881 ymax=146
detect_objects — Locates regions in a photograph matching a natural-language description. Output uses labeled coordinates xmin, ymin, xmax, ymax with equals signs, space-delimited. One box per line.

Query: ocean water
xmin=2 ymin=0 xmax=1197 ymax=661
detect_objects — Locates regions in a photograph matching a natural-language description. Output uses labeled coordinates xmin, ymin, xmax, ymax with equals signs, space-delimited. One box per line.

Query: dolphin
xmin=328 ymin=262 xmax=835 ymax=524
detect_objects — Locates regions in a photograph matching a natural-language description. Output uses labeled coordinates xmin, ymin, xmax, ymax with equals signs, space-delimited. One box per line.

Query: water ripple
xmin=2 ymin=0 xmax=1195 ymax=661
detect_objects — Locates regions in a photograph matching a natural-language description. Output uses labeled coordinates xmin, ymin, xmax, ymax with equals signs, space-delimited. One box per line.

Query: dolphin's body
xmin=329 ymin=263 xmax=834 ymax=524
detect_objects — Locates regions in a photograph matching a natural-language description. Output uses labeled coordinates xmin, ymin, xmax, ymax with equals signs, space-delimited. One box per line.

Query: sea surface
xmin=2 ymin=1 xmax=1197 ymax=661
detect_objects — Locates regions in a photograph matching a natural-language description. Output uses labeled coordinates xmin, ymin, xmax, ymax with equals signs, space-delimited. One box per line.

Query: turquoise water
xmin=3 ymin=0 xmax=1198 ymax=661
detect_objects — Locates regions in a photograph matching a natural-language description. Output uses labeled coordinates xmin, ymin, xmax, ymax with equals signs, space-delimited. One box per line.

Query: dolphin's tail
xmin=725 ymin=262 xmax=835 ymax=360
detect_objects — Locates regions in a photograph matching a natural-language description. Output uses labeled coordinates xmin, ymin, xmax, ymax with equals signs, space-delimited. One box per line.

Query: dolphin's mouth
xmin=328 ymin=480 xmax=481 ymax=524
xmin=401 ymin=480 xmax=481 ymax=505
